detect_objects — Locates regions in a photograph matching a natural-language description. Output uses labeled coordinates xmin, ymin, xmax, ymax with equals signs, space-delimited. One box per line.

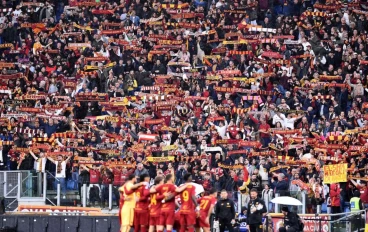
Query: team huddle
xmin=119 ymin=173 xmax=217 ymax=232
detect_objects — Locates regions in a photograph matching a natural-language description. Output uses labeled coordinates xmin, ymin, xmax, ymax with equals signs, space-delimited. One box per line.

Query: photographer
xmin=279 ymin=207 xmax=302 ymax=232
xmin=237 ymin=207 xmax=248 ymax=232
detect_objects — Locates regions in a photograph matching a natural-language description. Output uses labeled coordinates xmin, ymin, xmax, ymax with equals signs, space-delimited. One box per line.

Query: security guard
xmin=214 ymin=190 xmax=236 ymax=232
xmin=350 ymin=190 xmax=364 ymax=231
xmin=350 ymin=190 xmax=363 ymax=212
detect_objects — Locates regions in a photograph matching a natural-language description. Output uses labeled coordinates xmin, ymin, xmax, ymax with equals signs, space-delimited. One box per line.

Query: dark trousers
xmin=279 ymin=227 xmax=296 ymax=232
xmin=351 ymin=214 xmax=364 ymax=232
xmin=219 ymin=218 xmax=234 ymax=232
xmin=249 ymin=224 xmax=263 ymax=232
xmin=331 ymin=206 xmax=341 ymax=221
xmin=113 ymin=186 xmax=120 ymax=206
xmin=331 ymin=206 xmax=341 ymax=214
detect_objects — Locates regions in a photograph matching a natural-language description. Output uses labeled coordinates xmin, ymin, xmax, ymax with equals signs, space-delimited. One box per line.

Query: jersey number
xmin=151 ymin=194 xmax=157 ymax=205
xmin=200 ymin=200 xmax=209 ymax=209
xmin=183 ymin=190 xmax=189 ymax=202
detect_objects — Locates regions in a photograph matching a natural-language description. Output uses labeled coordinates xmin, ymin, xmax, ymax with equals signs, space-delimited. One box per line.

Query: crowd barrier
xmin=237 ymin=211 xmax=366 ymax=232
xmin=0 ymin=214 xmax=120 ymax=232
xmin=0 ymin=210 xmax=364 ymax=232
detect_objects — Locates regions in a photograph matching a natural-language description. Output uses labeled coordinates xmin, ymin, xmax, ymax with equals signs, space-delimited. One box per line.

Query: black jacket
xmin=215 ymin=198 xmax=236 ymax=221
xmin=283 ymin=212 xmax=300 ymax=230
xmin=246 ymin=197 xmax=267 ymax=225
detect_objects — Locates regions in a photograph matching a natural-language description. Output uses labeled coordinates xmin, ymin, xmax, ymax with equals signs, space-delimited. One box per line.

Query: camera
xmin=233 ymin=217 xmax=247 ymax=227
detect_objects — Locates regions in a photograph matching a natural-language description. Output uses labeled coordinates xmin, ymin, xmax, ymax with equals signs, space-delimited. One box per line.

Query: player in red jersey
xmin=178 ymin=173 xmax=198 ymax=232
xmin=149 ymin=176 xmax=165 ymax=232
xmin=196 ymin=188 xmax=217 ymax=232
xmin=150 ymin=174 xmax=188 ymax=232
xmin=134 ymin=174 xmax=151 ymax=232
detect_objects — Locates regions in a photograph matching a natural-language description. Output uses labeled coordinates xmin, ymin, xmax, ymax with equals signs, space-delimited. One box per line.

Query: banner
xmin=218 ymin=163 xmax=243 ymax=169
xmin=270 ymin=214 xmax=329 ymax=232
xmin=18 ymin=205 xmax=101 ymax=214
xmin=323 ymin=163 xmax=347 ymax=184
xmin=146 ymin=156 xmax=175 ymax=162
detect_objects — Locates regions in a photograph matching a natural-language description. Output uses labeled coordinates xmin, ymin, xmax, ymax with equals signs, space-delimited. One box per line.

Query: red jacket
xmin=329 ymin=183 xmax=340 ymax=207
xmin=357 ymin=185 xmax=368 ymax=204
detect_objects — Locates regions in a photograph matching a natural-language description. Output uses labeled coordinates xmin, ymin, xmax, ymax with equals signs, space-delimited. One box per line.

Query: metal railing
xmin=262 ymin=210 xmax=367 ymax=232
xmin=329 ymin=210 xmax=366 ymax=232
xmin=1 ymin=171 xmax=31 ymax=210
xmin=0 ymin=173 xmax=360 ymax=220
xmin=45 ymin=171 xmax=59 ymax=206
xmin=0 ymin=170 xmax=118 ymax=211
xmin=233 ymin=190 xmax=308 ymax=214
xmin=80 ymin=183 xmax=117 ymax=210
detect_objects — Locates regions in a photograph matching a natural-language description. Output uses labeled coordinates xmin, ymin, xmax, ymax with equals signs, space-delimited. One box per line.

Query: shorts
xmin=197 ymin=213 xmax=210 ymax=228
xmin=180 ymin=212 xmax=197 ymax=226
xmin=149 ymin=215 xmax=160 ymax=226
xmin=134 ymin=211 xmax=149 ymax=226
xmin=159 ymin=211 xmax=175 ymax=225
xmin=120 ymin=206 xmax=134 ymax=226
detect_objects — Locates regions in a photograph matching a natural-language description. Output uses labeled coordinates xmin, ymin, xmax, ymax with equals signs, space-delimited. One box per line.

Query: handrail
xmin=45 ymin=170 xmax=60 ymax=182
xmin=327 ymin=209 xmax=366 ymax=216
xmin=330 ymin=211 xmax=365 ymax=223
xmin=21 ymin=186 xmax=33 ymax=196
xmin=0 ymin=171 xmax=31 ymax=173
xmin=20 ymin=173 xmax=33 ymax=185
xmin=45 ymin=197 xmax=56 ymax=206
xmin=5 ymin=185 xmax=18 ymax=197
xmin=268 ymin=210 xmax=366 ymax=221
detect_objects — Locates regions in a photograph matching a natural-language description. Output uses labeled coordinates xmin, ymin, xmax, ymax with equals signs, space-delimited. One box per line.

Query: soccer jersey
xmin=113 ymin=168 xmax=122 ymax=186
xmin=179 ymin=184 xmax=196 ymax=214
xmin=149 ymin=192 xmax=162 ymax=216
xmin=198 ymin=195 xmax=217 ymax=216
xmin=90 ymin=169 xmax=100 ymax=184
xmin=135 ymin=185 xmax=150 ymax=212
xmin=156 ymin=183 xmax=176 ymax=212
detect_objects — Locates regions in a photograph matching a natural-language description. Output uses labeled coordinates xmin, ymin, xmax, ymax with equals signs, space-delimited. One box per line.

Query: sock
xmin=141 ymin=226 xmax=147 ymax=232
xmin=188 ymin=227 xmax=194 ymax=232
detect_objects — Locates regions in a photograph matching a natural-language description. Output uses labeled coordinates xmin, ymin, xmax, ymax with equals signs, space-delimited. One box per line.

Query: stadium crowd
xmin=0 ymin=0 xmax=367 ymax=228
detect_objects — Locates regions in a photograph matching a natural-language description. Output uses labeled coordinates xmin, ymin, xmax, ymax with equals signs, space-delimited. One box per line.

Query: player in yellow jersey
xmin=119 ymin=174 xmax=147 ymax=232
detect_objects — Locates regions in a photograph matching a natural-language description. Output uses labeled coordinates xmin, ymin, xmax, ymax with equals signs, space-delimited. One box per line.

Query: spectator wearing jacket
xmin=270 ymin=173 xmax=289 ymax=196
xmin=134 ymin=163 xmax=149 ymax=180
xmin=329 ymin=183 xmax=341 ymax=214
xmin=175 ymin=162 xmax=188 ymax=186
xmin=279 ymin=206 xmax=301 ymax=232
xmin=261 ymin=184 xmax=274 ymax=212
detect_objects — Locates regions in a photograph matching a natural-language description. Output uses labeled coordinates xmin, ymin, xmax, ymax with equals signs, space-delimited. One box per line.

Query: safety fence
xmin=232 ymin=190 xmax=350 ymax=215
xmin=210 ymin=210 xmax=366 ymax=232
xmin=0 ymin=170 xmax=341 ymax=215
xmin=266 ymin=210 xmax=366 ymax=232
xmin=1 ymin=170 xmax=367 ymax=232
